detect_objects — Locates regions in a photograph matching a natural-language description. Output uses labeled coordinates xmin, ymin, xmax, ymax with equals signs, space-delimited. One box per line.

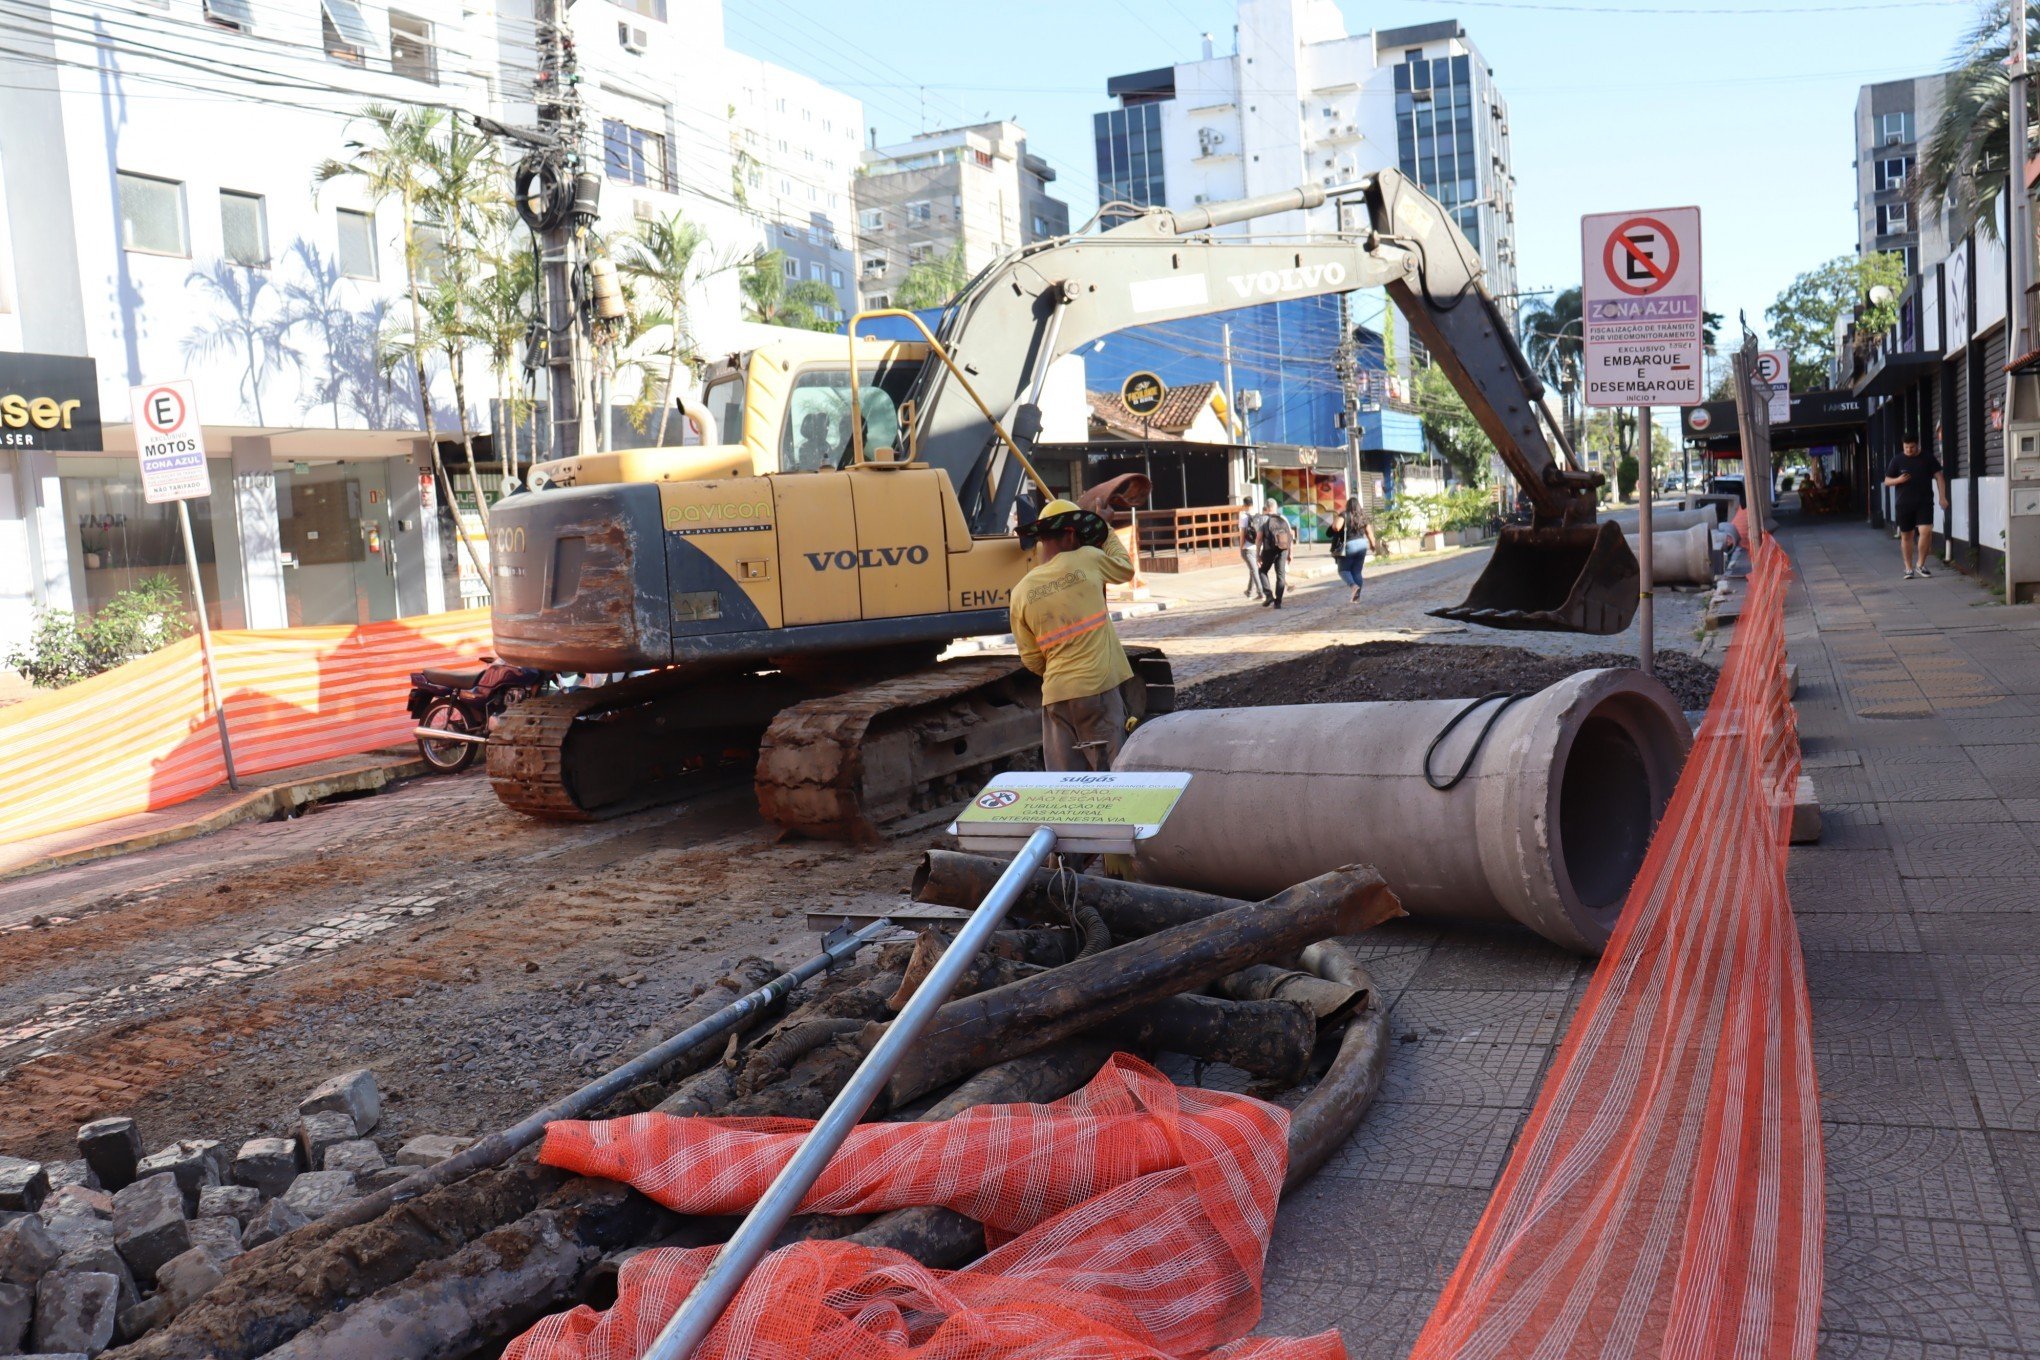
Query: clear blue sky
xmin=729 ymin=0 xmax=1979 ymax=345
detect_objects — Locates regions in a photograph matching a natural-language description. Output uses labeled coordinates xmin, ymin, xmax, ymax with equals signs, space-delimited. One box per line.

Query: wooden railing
xmin=1127 ymin=504 xmax=1251 ymax=573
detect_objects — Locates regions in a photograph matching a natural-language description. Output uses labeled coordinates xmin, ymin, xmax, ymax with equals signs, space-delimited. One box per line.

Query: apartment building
xmin=1854 ymin=75 xmax=1949 ymax=275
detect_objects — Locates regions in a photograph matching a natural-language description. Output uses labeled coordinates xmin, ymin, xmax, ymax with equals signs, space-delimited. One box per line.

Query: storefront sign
xmin=131 ymin=380 xmax=210 ymax=504
xmin=1121 ymin=371 xmax=1166 ymax=417
xmin=0 ymin=353 xmax=102 ymax=452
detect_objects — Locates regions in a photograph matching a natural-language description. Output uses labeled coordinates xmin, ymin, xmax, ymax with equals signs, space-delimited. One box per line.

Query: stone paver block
xmin=1812 ymin=1052 xmax=1980 ymax=1130
xmin=1792 ymin=913 xmax=1924 ymax=954
xmin=1388 ymin=989 xmax=1566 ymax=1049
xmin=31 ymin=1269 xmax=119 ymax=1356
xmin=0 ymin=1161 xmax=45 ymax=1215
xmin=1821 ymin=1122 xmax=2013 ymax=1225
xmin=321 ymin=1139 xmax=385 ymax=1177
xmin=118 ymin=1292 xmax=172 ymax=1343
xmin=1254 ymin=1280 xmax=1437 ymax=1360
xmin=1403 ymin=939 xmax=1581 ymax=993
xmin=1315 ymin=1100 xmax=1522 ymax=1190
xmin=0 ymin=1216 xmax=58 ymax=1288
xmin=1806 ymin=999 xmax=1957 ymax=1060
xmin=1801 ymin=949 xmax=1944 ymax=1001
xmin=133 ymin=1143 xmax=217 ymax=1217
xmin=75 ymin=1119 xmax=140 ymax=1193
xmin=41 ymin=1215 xmax=113 ymax=1259
xmin=1916 ymin=914 xmax=2040 ymax=955
xmin=195 ymin=1185 xmax=260 ymax=1226
xmin=280 ymin=1170 xmax=358 ymax=1221
xmin=298 ymin=1069 xmax=381 ymax=1134
xmin=1822 ymin=1212 xmax=2040 ymax=1352
xmin=394 ymin=1135 xmax=471 ymax=1168
xmin=39 ymin=1186 xmax=112 ymax=1224
xmin=1902 ymin=877 xmax=2040 ymax=914
xmin=240 ymin=1197 xmax=307 ymax=1249
xmin=110 ymin=1174 xmax=190 ymax=1284
xmin=153 ymin=1245 xmax=225 ymax=1316
xmin=1376 ymin=1040 xmax=1552 ymax=1110
xmin=1263 ymin=1180 xmax=1488 ymax=1296
xmin=187 ymin=1216 xmax=242 ymax=1263
xmin=44 ymin=1163 xmax=98 ymax=1195
xmin=230 ymin=1138 xmax=301 ymax=1198
xmin=295 ymin=1112 xmax=358 ymax=1172
xmin=54 ymin=1244 xmax=136 ymax=1313
xmin=1960 ymin=1056 xmax=2040 ymax=1133
xmin=0 ymin=1280 xmax=27 ymax=1353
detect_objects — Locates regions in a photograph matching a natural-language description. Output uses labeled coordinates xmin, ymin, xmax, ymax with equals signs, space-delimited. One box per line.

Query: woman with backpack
xmin=1329 ymin=498 xmax=1372 ymax=603
xmin=1254 ymin=500 xmax=1295 ymax=608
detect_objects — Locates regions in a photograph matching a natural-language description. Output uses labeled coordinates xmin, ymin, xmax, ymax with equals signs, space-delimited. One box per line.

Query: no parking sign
xmin=1581 ymin=208 xmax=1704 ymax=408
xmin=132 ymin=380 xmax=210 ymax=503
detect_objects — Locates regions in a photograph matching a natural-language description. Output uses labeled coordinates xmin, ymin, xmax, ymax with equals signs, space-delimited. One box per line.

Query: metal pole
xmin=1637 ymin=406 xmax=1655 ymax=678
xmin=177 ymin=500 xmax=239 ymax=790
xmin=2013 ymin=8 xmax=2033 ymax=363
xmin=644 ymin=824 xmax=1061 ymax=1360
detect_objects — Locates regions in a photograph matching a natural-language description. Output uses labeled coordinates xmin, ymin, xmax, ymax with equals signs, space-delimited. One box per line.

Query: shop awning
xmin=1851 ymin=347 xmax=1943 ymax=399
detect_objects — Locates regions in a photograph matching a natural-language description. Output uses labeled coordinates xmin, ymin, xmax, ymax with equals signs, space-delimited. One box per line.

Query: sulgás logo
xmin=806 ymin=546 xmax=931 ymax=570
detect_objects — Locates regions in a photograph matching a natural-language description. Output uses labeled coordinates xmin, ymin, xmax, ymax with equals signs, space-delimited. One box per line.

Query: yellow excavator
xmin=483 ymin=171 xmax=1636 ymax=838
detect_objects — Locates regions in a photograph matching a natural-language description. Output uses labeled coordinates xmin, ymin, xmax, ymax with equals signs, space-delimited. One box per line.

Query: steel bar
xmin=412 ymin=726 xmax=490 ymax=745
xmin=643 ymin=825 xmax=1060 ymax=1360
xmin=312 ymin=919 xmax=894 ymax=1235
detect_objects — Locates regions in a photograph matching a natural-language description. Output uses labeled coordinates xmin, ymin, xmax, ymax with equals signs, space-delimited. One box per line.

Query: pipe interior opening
xmin=1557 ymin=713 xmax=1654 ymax=914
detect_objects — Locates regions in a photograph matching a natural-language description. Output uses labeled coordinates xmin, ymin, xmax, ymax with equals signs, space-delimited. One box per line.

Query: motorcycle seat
xmin=418 ymin=667 xmax=486 ymax=689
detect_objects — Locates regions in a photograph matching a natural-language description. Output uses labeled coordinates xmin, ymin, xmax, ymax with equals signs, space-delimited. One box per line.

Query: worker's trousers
xmin=1240 ymin=545 xmax=1264 ymax=597
xmin=1042 ymin=687 xmax=1127 ymax=772
xmin=1257 ymin=551 xmax=1288 ymax=604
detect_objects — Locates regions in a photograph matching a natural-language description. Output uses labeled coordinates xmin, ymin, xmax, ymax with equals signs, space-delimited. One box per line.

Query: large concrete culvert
xmin=1113 ymin=668 xmax=1693 ymax=954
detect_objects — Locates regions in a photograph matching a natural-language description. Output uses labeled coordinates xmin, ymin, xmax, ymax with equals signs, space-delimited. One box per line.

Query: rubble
xmin=40 ymin=1186 xmax=113 ymax=1223
xmin=31 ymin=1269 xmax=119 ymax=1355
xmin=0 ymin=1281 xmax=28 ymax=1352
xmin=194 ymin=1186 xmax=260 ymax=1227
xmin=186 ymin=1218 xmax=242 ymax=1264
xmin=130 ymin=1145 xmax=215 ymax=1218
xmin=293 ymin=1112 xmax=356 ymax=1173
xmin=152 ymin=1247 xmax=226 ymax=1317
xmin=279 ymin=1170 xmax=358 ymax=1221
xmin=227 ymin=1139 xmax=300 ymax=1199
xmin=298 ymin=1070 xmax=380 ymax=1135
xmin=320 ymin=1140 xmax=385 ymax=1177
xmin=51 ymin=1245 xmax=137 ymax=1313
xmin=239 ymin=1198 xmax=306 ymax=1249
xmin=110 ymin=1175 xmax=189 ymax=1284
xmin=0 ymin=1217 xmax=58 ymax=1289
xmin=40 ymin=1215 xmax=112 ymax=1258
xmin=45 ymin=1163 xmax=100 ymax=1195
xmin=74 ymin=1122 xmax=140 ymax=1194
xmin=394 ymin=1135 xmax=470 ymax=1168
xmin=0 ymin=1160 xmax=47 ymax=1214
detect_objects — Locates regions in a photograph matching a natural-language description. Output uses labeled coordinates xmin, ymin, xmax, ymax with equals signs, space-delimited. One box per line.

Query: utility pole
xmin=530 ymin=0 xmax=592 ymax=461
xmin=2011 ymin=7 xmax=2033 ymax=363
xmin=1221 ymin=323 xmax=1245 ymax=501
xmin=1335 ymin=293 xmax=1361 ymax=505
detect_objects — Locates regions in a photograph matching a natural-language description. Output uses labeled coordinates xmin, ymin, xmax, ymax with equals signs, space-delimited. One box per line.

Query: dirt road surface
xmin=0 ymin=545 xmax=1714 ymax=1163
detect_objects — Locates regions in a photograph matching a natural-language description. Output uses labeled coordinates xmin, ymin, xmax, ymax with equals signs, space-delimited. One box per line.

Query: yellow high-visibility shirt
xmin=1009 ymin=532 xmax=1135 ymax=704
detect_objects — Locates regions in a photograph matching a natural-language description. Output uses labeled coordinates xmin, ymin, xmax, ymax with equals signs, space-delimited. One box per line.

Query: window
xmin=867 ymin=293 xmax=890 ymax=308
xmin=321 ymin=0 xmax=379 ymax=62
xmin=203 ymin=0 xmax=255 ymax=30
xmin=783 ymin=255 xmax=799 ymax=279
xmin=909 ymin=242 xmax=934 ymax=264
xmin=859 ymin=208 xmax=884 ymax=231
xmin=117 ymin=172 xmax=187 ymax=256
xmin=603 ymin=119 xmax=672 ymax=190
xmin=1878 ymin=201 xmax=1910 ymax=235
xmin=618 ymin=0 xmax=667 ymax=17
xmin=863 ymin=256 xmax=888 ymax=276
xmin=776 ymin=97 xmax=787 ymax=113
xmin=905 ymin=200 xmax=932 ymax=223
xmin=1877 ymin=156 xmax=1911 ymax=192
xmin=413 ymin=222 xmax=448 ymax=284
xmin=337 ymin=208 xmax=376 ymax=278
xmin=389 ymin=11 xmax=437 ymax=83
xmin=1879 ymin=110 xmax=1914 ymax=145
xmin=777 ymin=361 xmax=923 ymax=472
xmin=972 ymin=150 xmax=993 ymax=169
xmin=1031 ymin=214 xmax=1049 ymax=235
xmin=809 ymin=261 xmax=825 ymax=281
xmin=703 ymin=375 xmax=744 ymax=444
xmin=220 ymin=191 xmax=268 ymax=267
xmin=830 ymin=268 xmax=844 ymax=288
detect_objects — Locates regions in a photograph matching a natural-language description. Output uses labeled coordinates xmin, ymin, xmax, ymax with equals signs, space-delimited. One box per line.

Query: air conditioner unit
xmin=618 ymin=22 xmax=647 ymax=53
xmin=1885 ymin=130 xmax=1903 ymax=146
xmin=633 ymin=199 xmax=656 ymax=223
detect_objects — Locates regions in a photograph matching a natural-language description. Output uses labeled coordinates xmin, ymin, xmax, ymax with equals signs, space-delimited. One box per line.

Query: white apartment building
xmin=1094 ymin=4 xmax=1517 ymax=303
xmin=853 ymin=121 xmax=1069 ymax=310
xmin=0 ymin=0 xmax=855 ymax=654
xmin=1854 ymin=75 xmax=1949 ymax=275
xmin=726 ymin=56 xmax=862 ymax=323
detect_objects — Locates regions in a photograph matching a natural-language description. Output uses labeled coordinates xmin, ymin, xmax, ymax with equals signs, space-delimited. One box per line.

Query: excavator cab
xmin=1432 ymin=521 xmax=1639 ymax=634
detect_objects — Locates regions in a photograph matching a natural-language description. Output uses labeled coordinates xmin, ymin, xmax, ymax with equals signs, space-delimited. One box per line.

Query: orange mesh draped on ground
xmin=0 ymin=609 xmax=492 ymax=845
xmin=1410 ymin=517 xmax=1820 ymax=1359
xmin=508 ymin=1054 xmax=1342 ymax=1360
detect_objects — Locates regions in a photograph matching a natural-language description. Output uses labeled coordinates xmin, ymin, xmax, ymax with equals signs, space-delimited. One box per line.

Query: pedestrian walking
xmin=1328 ymin=497 xmax=1372 ymax=602
xmin=1010 ymin=498 xmax=1136 ymax=771
xmin=1881 ymin=435 xmax=1950 ymax=579
xmin=1254 ymin=499 xmax=1295 ymax=608
xmin=1238 ymin=505 xmax=1264 ymax=599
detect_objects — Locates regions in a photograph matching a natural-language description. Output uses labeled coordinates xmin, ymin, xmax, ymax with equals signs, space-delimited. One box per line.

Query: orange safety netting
xmin=0 ymin=609 xmax=492 ymax=846
xmin=1410 ymin=517 xmax=1820 ymax=1359
xmin=507 ymin=1055 xmax=1343 ymax=1360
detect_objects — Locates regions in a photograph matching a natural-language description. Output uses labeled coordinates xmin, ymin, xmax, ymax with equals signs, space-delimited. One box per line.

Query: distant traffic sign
xmin=1757 ymin=349 xmax=1792 ymax=424
xmin=1581 ymin=207 xmax=1704 ymax=407
xmin=132 ymin=380 xmax=209 ymax=503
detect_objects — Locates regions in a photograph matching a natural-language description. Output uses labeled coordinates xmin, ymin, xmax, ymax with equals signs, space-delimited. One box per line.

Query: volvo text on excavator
xmin=482 ymin=170 xmax=1638 ymax=837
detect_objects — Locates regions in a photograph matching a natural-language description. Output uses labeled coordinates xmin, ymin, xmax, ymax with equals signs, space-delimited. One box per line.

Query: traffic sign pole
xmin=176 ymin=499 xmax=239 ymax=790
xmin=1636 ymin=407 xmax=1655 ymax=678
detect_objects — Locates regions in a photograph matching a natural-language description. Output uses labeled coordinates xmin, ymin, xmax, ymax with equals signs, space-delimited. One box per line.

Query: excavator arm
xmin=893 ymin=169 xmax=1638 ymax=634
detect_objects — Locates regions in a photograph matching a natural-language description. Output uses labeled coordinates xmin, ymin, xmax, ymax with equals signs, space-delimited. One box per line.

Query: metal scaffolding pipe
xmin=1115 ymin=668 xmax=1691 ymax=954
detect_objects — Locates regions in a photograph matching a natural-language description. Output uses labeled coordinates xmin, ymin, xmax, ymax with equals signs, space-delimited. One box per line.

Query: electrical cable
xmin=1422 ymin=691 xmax=1529 ymax=791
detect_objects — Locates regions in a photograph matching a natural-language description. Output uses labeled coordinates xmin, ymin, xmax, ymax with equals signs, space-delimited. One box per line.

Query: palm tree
xmin=180 ymin=262 xmax=296 ymax=425
xmin=414 ymin=117 xmax=505 ymax=530
xmin=1520 ymin=286 xmax=1582 ymax=385
xmin=614 ymin=210 xmax=710 ymax=445
xmin=277 ymin=241 xmax=351 ymax=427
xmin=315 ymin=104 xmax=489 ymax=592
xmin=470 ymin=233 xmax=535 ymax=490
xmin=741 ymin=249 xmax=839 ymax=331
xmin=894 ymin=243 xmax=969 ymax=311
xmin=1920 ymin=2 xmax=2037 ymax=238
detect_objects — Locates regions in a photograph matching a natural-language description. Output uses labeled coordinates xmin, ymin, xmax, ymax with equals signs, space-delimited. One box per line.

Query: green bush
xmin=1443 ymin=486 xmax=1492 ymax=532
xmin=1616 ymin=453 xmax=1639 ymax=501
xmin=1373 ymin=497 xmax=1419 ymax=543
xmin=5 ymin=576 xmax=193 ymax=688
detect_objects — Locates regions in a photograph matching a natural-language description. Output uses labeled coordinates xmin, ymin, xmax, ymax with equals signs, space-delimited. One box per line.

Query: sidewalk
xmin=1781 ymin=517 xmax=2040 ymax=1355
xmin=0 ymin=748 xmax=429 ymax=881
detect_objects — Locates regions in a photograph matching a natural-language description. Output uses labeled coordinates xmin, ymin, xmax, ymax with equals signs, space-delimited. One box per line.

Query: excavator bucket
xmin=1429 ymin=521 xmax=1640 ymax=635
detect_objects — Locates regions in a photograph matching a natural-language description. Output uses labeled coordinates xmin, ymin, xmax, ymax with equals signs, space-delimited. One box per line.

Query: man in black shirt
xmin=1881 ymin=436 xmax=1950 ymax=579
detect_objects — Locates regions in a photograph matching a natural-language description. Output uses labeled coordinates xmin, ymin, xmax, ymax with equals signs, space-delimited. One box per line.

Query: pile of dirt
xmin=1180 ymin=641 xmax=1720 ymax=713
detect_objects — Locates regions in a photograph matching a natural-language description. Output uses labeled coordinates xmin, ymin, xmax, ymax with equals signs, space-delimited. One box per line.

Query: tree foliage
xmin=614 ymin=211 xmax=712 ymax=444
xmin=1411 ymin=362 xmax=1496 ymax=485
xmin=1764 ymin=252 xmax=1907 ymax=391
xmin=1920 ymin=2 xmax=2038 ymax=240
xmin=1520 ymin=286 xmax=1582 ymax=386
xmin=5 ymin=577 xmax=192 ymax=688
xmin=895 ymin=243 xmax=970 ymax=311
xmin=741 ymin=250 xmax=839 ymax=331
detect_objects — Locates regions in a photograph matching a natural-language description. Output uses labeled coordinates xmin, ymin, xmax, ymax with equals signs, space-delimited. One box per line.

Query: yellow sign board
xmin=953 ymin=771 xmax=1191 ymax=851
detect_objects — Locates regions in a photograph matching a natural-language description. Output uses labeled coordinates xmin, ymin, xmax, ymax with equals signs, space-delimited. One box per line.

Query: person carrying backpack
xmin=1254 ymin=500 xmax=1295 ymax=608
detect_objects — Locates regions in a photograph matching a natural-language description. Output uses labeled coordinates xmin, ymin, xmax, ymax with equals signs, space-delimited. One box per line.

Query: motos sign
xmin=131 ymin=380 xmax=210 ymax=503
xmin=0 ymin=353 xmax=102 ymax=452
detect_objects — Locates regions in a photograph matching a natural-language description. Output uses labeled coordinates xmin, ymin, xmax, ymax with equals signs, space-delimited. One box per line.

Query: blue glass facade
xmin=1393 ymin=53 xmax=1483 ymax=249
xmin=1094 ymin=103 xmax=1166 ymax=211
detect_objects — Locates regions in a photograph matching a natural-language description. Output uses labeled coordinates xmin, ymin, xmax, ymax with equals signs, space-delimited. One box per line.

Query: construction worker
xmin=1011 ymin=499 xmax=1135 ymax=772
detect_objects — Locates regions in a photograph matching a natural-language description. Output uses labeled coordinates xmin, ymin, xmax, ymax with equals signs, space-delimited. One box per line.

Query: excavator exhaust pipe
xmin=1430 ymin=521 xmax=1640 ymax=635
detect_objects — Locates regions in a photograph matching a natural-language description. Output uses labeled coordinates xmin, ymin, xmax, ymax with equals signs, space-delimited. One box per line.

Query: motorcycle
xmin=407 ymin=661 xmax=549 ymax=774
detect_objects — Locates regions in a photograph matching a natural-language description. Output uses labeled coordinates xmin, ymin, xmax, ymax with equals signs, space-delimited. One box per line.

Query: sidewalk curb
xmin=0 ymin=751 xmax=430 ymax=882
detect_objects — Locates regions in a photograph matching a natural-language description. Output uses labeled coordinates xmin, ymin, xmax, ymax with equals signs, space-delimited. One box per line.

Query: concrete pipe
xmin=1114 ymin=668 xmax=1692 ymax=955
xmin=1624 ymin=522 xmax=1719 ymax=585
xmin=1641 ymin=507 xmax=1714 ymax=533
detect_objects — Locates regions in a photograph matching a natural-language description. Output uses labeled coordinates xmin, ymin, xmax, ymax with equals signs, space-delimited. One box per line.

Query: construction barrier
xmin=1410 ymin=519 xmax=1819 ymax=1359
xmin=0 ymin=609 xmax=493 ymax=847
xmin=510 ymin=1055 xmax=1341 ymax=1360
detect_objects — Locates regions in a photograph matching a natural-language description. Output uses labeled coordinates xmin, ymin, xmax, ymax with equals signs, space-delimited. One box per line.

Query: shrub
xmin=5 ymin=576 xmax=193 ymax=688
xmin=1616 ymin=453 xmax=1639 ymax=501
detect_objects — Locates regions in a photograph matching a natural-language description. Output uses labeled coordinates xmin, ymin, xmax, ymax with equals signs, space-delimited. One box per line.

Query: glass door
xmin=277 ymin=460 xmax=400 ymax=625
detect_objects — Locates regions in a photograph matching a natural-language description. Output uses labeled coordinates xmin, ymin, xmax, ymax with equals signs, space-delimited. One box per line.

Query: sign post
xmin=1582 ymin=207 xmax=1704 ymax=679
xmin=132 ymin=380 xmax=238 ymax=790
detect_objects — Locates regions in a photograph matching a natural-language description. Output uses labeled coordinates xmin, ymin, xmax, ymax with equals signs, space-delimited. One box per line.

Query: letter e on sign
xmin=130 ymin=379 xmax=211 ymax=504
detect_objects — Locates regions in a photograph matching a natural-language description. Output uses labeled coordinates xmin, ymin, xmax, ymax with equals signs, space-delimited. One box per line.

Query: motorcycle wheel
xmin=416 ymin=700 xmax=480 ymax=774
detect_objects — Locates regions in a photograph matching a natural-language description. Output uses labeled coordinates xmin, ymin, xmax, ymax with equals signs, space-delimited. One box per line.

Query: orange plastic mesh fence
xmin=0 ymin=609 xmax=492 ymax=846
xmin=508 ymin=1055 xmax=1346 ymax=1360
xmin=1409 ymin=516 xmax=1820 ymax=1359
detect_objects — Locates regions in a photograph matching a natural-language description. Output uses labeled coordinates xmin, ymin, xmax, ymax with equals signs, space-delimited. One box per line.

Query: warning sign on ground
xmin=130 ymin=380 xmax=210 ymax=503
xmin=952 ymin=770 xmax=1191 ymax=851
xmin=1581 ymin=207 xmax=1704 ymax=408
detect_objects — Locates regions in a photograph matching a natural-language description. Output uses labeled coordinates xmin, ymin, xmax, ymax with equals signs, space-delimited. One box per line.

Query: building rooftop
xmin=1085 ymin=382 xmax=1230 ymax=441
